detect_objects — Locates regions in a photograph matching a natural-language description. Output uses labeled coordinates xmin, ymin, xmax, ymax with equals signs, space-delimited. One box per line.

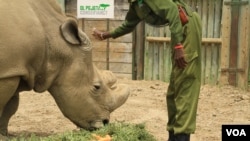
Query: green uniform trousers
xmin=166 ymin=11 xmax=202 ymax=134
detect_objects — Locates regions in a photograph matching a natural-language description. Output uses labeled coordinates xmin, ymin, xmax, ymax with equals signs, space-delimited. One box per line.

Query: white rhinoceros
xmin=0 ymin=0 xmax=130 ymax=136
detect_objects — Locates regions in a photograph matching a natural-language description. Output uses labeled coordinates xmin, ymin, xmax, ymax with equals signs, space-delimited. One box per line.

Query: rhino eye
xmin=94 ymin=85 xmax=101 ymax=90
xmin=92 ymin=81 xmax=102 ymax=92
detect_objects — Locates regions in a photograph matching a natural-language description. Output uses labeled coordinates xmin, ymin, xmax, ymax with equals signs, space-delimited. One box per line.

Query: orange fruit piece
xmin=92 ymin=134 xmax=112 ymax=141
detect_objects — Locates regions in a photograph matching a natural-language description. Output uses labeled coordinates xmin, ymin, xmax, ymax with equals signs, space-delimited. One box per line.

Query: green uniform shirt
xmin=110 ymin=0 xmax=184 ymax=44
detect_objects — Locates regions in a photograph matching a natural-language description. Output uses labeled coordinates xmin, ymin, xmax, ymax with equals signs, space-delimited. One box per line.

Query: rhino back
xmin=0 ymin=0 xmax=68 ymax=90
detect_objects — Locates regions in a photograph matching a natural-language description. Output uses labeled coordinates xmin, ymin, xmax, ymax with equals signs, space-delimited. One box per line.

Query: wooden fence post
xmin=220 ymin=0 xmax=250 ymax=89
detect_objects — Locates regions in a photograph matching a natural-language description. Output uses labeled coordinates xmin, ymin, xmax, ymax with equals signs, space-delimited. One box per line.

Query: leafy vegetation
xmin=9 ymin=123 xmax=157 ymax=141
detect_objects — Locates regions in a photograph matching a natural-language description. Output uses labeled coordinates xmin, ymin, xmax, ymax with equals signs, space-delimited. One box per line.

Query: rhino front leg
xmin=0 ymin=77 xmax=20 ymax=136
xmin=0 ymin=93 xmax=19 ymax=136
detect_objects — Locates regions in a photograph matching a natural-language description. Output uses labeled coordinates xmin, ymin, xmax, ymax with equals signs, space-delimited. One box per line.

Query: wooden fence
xmin=142 ymin=0 xmax=250 ymax=89
xmin=64 ymin=0 xmax=133 ymax=79
xmin=220 ymin=0 xmax=250 ymax=89
xmin=143 ymin=0 xmax=223 ymax=85
xmin=62 ymin=0 xmax=250 ymax=89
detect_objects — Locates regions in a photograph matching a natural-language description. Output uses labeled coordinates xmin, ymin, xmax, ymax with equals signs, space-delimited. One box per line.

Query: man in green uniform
xmin=93 ymin=0 xmax=202 ymax=141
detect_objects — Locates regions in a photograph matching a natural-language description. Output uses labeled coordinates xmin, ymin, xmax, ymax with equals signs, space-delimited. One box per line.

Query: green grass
xmin=9 ymin=122 xmax=157 ymax=141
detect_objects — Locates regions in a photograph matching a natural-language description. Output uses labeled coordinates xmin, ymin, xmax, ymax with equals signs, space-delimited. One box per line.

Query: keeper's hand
xmin=174 ymin=44 xmax=187 ymax=69
xmin=92 ymin=28 xmax=107 ymax=40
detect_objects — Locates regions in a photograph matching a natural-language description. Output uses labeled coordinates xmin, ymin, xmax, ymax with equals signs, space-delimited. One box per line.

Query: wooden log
xmin=146 ymin=37 xmax=222 ymax=44
xmin=237 ymin=2 xmax=250 ymax=89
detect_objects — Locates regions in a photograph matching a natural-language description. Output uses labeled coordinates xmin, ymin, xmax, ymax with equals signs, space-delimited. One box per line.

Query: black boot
xmin=168 ymin=131 xmax=174 ymax=141
xmin=174 ymin=134 xmax=190 ymax=141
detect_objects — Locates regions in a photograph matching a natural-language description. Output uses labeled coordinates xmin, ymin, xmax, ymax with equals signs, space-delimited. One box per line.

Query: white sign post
xmin=77 ymin=0 xmax=114 ymax=19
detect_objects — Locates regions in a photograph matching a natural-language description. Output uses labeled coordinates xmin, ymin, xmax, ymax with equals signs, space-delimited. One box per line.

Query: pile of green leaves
xmin=10 ymin=122 xmax=157 ymax=141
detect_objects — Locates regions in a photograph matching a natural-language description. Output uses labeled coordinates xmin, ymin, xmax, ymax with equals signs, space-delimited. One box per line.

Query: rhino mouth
xmin=74 ymin=119 xmax=110 ymax=131
xmin=103 ymin=119 xmax=110 ymax=125
xmin=88 ymin=119 xmax=110 ymax=131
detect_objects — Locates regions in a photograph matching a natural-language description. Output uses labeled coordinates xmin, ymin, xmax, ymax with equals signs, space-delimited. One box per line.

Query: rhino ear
xmin=60 ymin=18 xmax=81 ymax=45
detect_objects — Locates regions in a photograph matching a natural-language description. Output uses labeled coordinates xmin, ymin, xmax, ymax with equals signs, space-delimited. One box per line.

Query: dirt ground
xmin=8 ymin=78 xmax=250 ymax=141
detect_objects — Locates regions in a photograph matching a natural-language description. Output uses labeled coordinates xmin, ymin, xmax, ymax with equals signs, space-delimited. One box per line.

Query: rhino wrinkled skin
xmin=0 ymin=0 xmax=130 ymax=136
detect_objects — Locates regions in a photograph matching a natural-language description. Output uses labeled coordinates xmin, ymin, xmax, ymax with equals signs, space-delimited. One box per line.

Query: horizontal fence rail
xmin=146 ymin=37 xmax=222 ymax=44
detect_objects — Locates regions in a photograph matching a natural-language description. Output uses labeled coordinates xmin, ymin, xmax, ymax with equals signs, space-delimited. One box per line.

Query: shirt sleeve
xmin=110 ymin=5 xmax=141 ymax=39
xmin=166 ymin=2 xmax=184 ymax=44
